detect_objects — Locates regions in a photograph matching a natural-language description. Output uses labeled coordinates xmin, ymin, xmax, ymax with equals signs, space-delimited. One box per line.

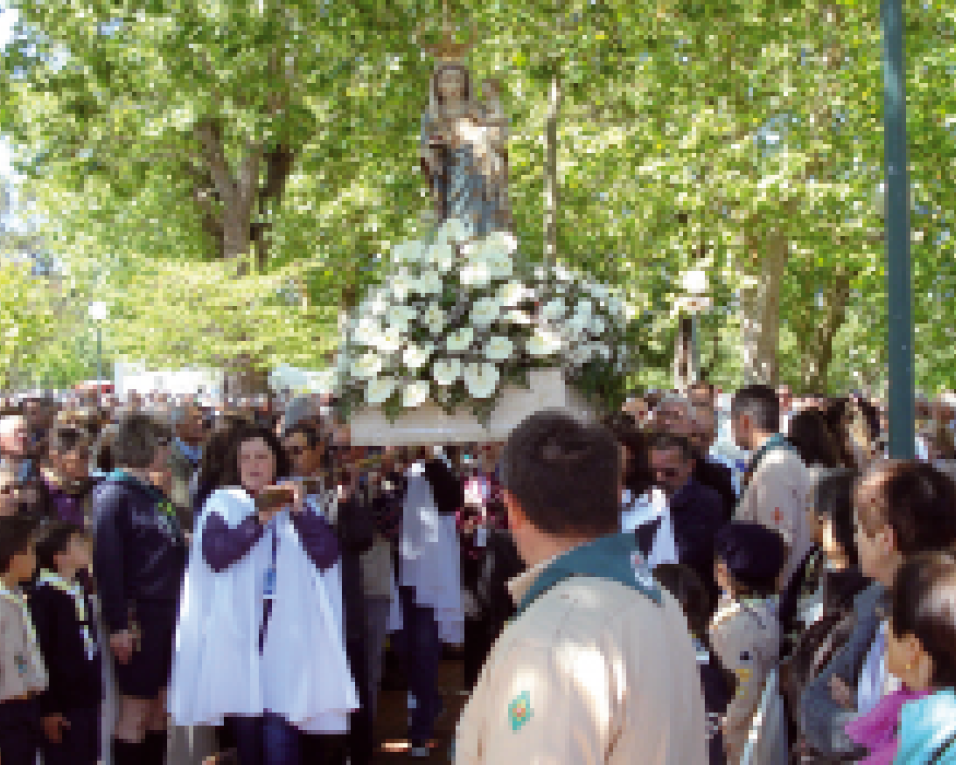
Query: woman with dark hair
xmin=169 ymin=424 xmax=357 ymax=765
xmin=787 ymin=409 xmax=841 ymax=469
xmin=846 ymin=553 xmax=956 ymax=762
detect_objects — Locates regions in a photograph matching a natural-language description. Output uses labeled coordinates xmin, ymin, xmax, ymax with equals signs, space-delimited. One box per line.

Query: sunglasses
xmin=653 ymin=467 xmax=683 ymax=479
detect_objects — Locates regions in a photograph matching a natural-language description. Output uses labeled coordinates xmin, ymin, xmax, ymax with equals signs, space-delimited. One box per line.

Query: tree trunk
xmin=544 ymin=71 xmax=562 ymax=263
xmin=740 ymin=231 xmax=788 ymax=384
xmin=673 ymin=315 xmax=696 ymax=390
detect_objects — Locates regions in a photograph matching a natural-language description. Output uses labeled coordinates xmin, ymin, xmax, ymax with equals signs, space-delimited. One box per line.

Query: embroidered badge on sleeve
xmin=509 ymin=691 xmax=533 ymax=732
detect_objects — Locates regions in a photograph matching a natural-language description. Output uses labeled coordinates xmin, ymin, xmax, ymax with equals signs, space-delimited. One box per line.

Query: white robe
xmin=399 ymin=463 xmax=464 ymax=645
xmin=168 ymin=488 xmax=358 ymax=732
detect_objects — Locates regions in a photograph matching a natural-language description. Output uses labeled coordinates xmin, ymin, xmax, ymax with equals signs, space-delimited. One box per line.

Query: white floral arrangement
xmin=338 ymin=218 xmax=635 ymax=423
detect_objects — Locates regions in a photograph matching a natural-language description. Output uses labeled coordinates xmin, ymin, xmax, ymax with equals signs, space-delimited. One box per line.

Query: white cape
xmin=168 ymin=488 xmax=358 ymax=732
xmin=399 ymin=463 xmax=464 ymax=645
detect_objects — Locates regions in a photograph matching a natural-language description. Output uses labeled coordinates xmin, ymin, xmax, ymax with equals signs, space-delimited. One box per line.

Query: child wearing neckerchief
xmin=0 ymin=515 xmax=47 ymax=765
xmin=710 ymin=521 xmax=786 ymax=764
xmin=29 ymin=521 xmax=103 ymax=765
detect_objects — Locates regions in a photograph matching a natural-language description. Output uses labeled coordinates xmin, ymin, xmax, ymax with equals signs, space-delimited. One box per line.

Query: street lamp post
xmin=674 ymin=269 xmax=711 ymax=389
xmin=88 ymin=302 xmax=108 ymax=400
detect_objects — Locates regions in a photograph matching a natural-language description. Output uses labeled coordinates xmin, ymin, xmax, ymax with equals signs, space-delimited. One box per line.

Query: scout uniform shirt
xmin=709 ymin=596 xmax=780 ymax=764
xmin=0 ymin=583 xmax=48 ymax=701
xmin=455 ymin=533 xmax=707 ymax=765
xmin=735 ymin=434 xmax=812 ymax=588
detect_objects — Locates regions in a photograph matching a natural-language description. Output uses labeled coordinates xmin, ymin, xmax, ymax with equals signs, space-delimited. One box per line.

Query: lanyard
xmin=37 ymin=570 xmax=98 ymax=660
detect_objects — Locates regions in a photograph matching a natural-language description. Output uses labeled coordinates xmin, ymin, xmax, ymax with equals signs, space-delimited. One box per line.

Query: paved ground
xmin=371 ymin=654 xmax=466 ymax=764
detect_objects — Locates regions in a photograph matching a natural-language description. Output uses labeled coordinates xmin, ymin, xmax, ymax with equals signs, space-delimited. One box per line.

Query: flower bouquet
xmin=338 ymin=218 xmax=635 ymax=435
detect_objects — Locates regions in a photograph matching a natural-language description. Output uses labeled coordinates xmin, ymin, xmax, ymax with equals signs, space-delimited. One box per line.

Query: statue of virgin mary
xmin=420 ymin=61 xmax=512 ymax=236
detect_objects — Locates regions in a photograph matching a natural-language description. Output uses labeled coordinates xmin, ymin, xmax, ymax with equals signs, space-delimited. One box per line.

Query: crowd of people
xmin=0 ymin=381 xmax=954 ymax=764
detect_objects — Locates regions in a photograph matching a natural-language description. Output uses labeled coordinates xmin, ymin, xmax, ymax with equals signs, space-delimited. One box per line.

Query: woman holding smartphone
xmin=169 ymin=424 xmax=358 ymax=765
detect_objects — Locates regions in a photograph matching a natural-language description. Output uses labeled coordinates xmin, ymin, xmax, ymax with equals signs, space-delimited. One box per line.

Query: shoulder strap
xmin=929 ymin=727 xmax=956 ymax=763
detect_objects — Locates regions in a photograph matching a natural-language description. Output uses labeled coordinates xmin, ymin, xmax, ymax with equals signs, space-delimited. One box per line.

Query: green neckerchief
xmin=106 ymin=470 xmax=182 ymax=538
xmin=514 ymin=532 xmax=662 ymax=619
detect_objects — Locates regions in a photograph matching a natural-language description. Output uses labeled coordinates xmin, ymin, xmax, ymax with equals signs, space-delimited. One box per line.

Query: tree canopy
xmin=1 ymin=0 xmax=953 ymax=394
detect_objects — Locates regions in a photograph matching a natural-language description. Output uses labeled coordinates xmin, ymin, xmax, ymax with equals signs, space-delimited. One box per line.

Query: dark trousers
xmin=229 ymin=713 xmax=300 ymax=765
xmin=41 ymin=704 xmax=101 ymax=765
xmin=0 ymin=697 xmax=40 ymax=765
xmin=392 ymin=585 xmax=442 ymax=743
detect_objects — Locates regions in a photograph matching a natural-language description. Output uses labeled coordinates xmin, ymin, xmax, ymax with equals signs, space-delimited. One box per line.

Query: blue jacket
xmin=896 ymin=689 xmax=956 ymax=763
xmin=635 ymin=478 xmax=724 ymax=596
xmin=92 ymin=472 xmax=187 ymax=631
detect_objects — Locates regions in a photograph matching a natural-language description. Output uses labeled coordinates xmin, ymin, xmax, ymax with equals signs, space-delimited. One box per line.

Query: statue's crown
xmin=418 ymin=1 xmax=475 ymax=62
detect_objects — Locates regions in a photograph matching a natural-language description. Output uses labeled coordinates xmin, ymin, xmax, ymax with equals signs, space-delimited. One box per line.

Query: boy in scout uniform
xmin=454 ymin=411 xmax=707 ymax=764
xmin=731 ymin=385 xmax=813 ymax=590
xmin=710 ymin=521 xmax=785 ymax=764
xmin=0 ymin=515 xmax=48 ymax=765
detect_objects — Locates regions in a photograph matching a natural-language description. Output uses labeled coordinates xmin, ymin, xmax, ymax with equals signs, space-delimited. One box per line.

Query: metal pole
xmin=96 ymin=324 xmax=102 ymax=401
xmin=691 ymin=313 xmax=700 ymax=383
xmin=882 ymin=0 xmax=915 ymax=458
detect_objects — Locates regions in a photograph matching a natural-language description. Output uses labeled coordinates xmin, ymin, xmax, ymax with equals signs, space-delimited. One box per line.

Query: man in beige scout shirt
xmin=454 ymin=410 xmax=707 ymax=764
xmin=732 ymin=384 xmax=813 ymax=590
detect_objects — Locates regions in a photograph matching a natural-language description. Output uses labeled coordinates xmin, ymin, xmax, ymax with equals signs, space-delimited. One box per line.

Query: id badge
xmin=262 ymin=566 xmax=277 ymax=600
xmin=474 ymin=526 xmax=488 ymax=548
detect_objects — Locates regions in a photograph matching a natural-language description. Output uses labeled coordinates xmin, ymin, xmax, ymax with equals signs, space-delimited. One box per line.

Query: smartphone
xmin=256 ymin=486 xmax=295 ymax=512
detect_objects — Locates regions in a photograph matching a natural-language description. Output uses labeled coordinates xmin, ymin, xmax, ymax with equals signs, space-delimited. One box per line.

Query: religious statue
xmin=419 ymin=11 xmax=512 ymax=236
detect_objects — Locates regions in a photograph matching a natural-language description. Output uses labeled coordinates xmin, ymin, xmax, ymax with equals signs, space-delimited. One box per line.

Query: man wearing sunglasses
xmin=646 ymin=433 xmax=724 ymax=599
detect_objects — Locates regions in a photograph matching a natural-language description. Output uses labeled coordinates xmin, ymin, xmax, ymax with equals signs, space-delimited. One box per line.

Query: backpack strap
xmin=929 ymin=727 xmax=956 ymax=764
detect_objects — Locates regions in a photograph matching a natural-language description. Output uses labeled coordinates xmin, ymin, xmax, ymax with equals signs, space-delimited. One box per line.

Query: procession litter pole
xmin=881 ymin=0 xmax=915 ymax=458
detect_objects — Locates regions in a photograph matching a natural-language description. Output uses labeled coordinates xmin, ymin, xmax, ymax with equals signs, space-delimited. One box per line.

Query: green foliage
xmin=0 ymin=0 xmax=953 ymax=395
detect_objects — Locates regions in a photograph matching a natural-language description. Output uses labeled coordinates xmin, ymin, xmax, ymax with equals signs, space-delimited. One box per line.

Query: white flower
xmin=353 ymin=318 xmax=382 ymax=346
xmin=446 ymin=327 xmax=474 ymax=352
xmin=566 ymin=312 xmax=590 ymax=337
xmin=568 ymin=344 xmax=593 ymax=365
xmin=542 ymin=298 xmax=566 ymax=322
xmin=428 ymin=242 xmax=456 ymax=273
xmin=392 ymin=240 xmax=425 ymax=264
xmin=372 ymin=326 xmax=403 ymax=353
xmin=506 ymin=309 xmax=533 ymax=326
xmin=484 ymin=230 xmax=519 ymax=255
xmin=470 ymin=297 xmax=501 ymax=329
xmin=417 ymin=270 xmax=443 ymax=296
xmin=403 ymin=342 xmax=434 ymax=371
xmin=484 ymin=336 xmax=514 ymax=361
xmin=607 ymin=297 xmax=624 ymax=317
xmin=534 ymin=266 xmax=547 ymax=280
xmin=392 ymin=271 xmax=417 ymax=301
xmin=527 ymin=329 xmax=563 ymax=357
xmin=487 ymin=253 xmax=513 ymax=280
xmin=576 ymin=299 xmax=593 ymax=317
xmin=438 ymin=217 xmax=472 ymax=243
xmin=423 ymin=303 xmax=446 ymax=335
xmin=589 ymin=283 xmax=610 ymax=301
xmin=460 ymin=261 xmax=492 ymax=288
xmin=368 ymin=290 xmax=389 ymax=316
xmin=403 ymin=381 xmax=431 ymax=408
xmin=366 ymin=377 xmax=398 ymax=405
xmin=498 ymin=280 xmax=528 ymax=307
xmin=590 ymin=315 xmax=607 ymax=336
xmin=433 ymin=358 xmax=462 ymax=386
xmin=387 ymin=304 xmax=417 ymax=332
xmin=351 ymin=352 xmax=383 ymax=379
xmin=464 ymin=363 xmax=499 ymax=399
xmin=553 ymin=265 xmax=573 ymax=282
xmin=595 ymin=343 xmax=612 ymax=359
